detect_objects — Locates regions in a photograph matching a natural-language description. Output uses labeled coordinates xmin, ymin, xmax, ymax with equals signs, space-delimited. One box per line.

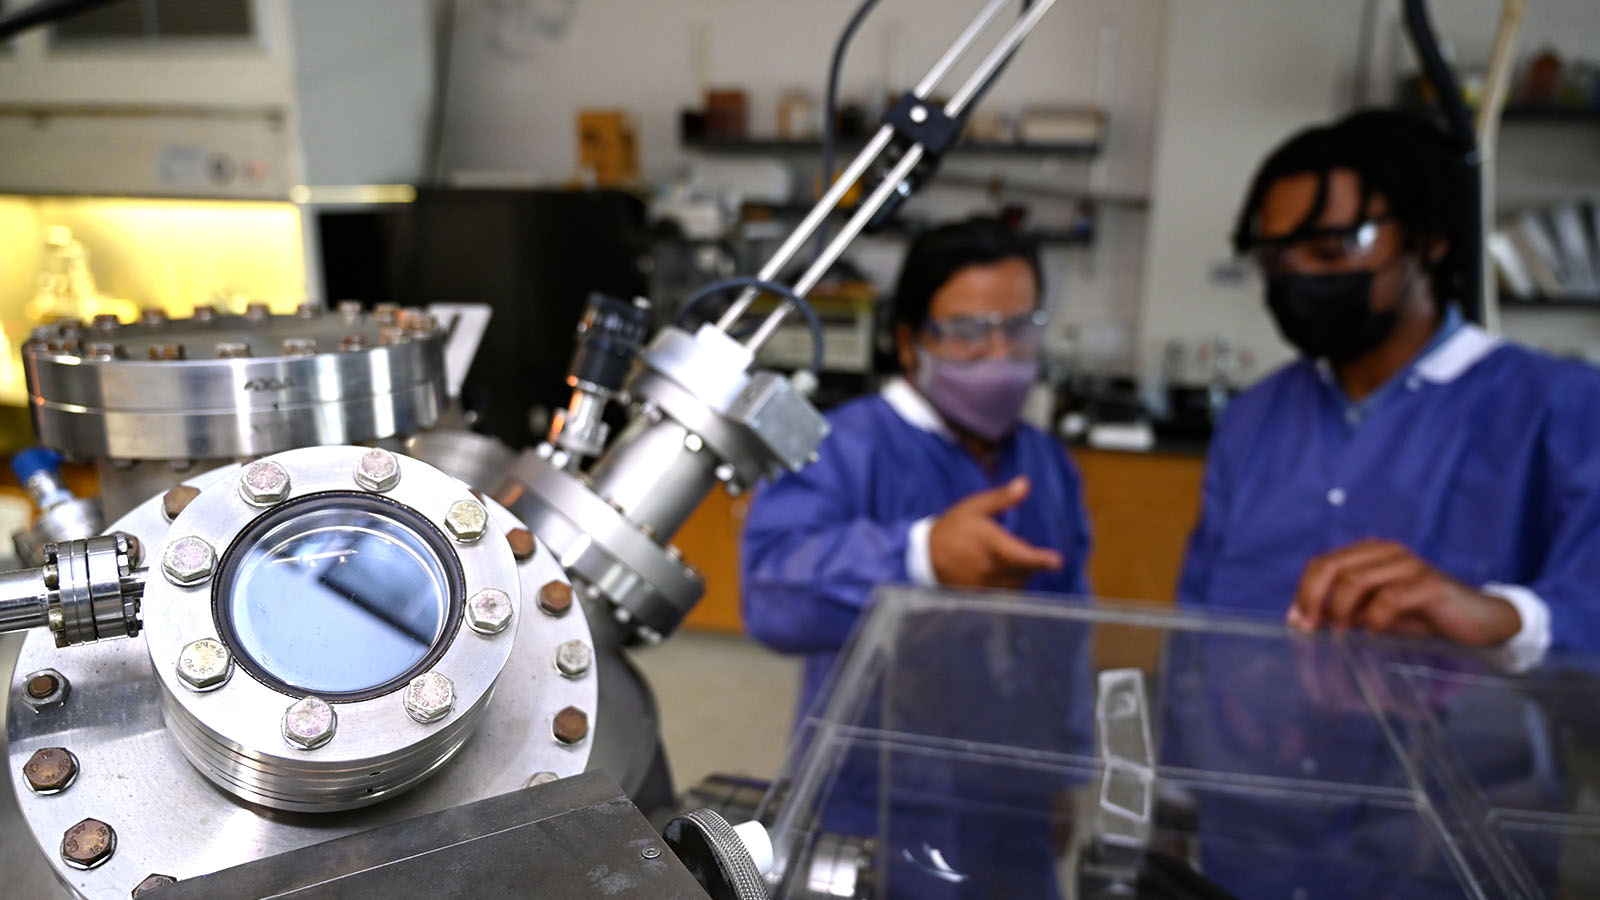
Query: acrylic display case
xmin=761 ymin=588 xmax=1600 ymax=900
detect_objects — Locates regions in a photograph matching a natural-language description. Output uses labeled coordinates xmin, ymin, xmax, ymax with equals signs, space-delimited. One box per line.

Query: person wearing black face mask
xmin=1178 ymin=110 xmax=1600 ymax=668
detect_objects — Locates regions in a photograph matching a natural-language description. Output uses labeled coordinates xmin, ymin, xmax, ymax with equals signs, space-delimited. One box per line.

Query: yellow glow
xmin=291 ymin=184 xmax=416 ymax=205
xmin=0 ymin=194 xmax=306 ymax=407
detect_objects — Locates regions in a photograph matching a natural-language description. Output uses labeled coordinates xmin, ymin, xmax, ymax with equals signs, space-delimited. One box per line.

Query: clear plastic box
xmin=761 ymin=588 xmax=1599 ymax=900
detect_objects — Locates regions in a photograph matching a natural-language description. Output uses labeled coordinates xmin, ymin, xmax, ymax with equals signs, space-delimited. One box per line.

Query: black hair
xmin=889 ymin=216 xmax=1042 ymax=341
xmin=1231 ymin=109 xmax=1472 ymax=309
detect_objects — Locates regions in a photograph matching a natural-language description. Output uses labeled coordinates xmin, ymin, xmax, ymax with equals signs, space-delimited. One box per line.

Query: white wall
xmin=1140 ymin=0 xmax=1600 ymax=381
xmin=436 ymin=0 xmax=1171 ymax=348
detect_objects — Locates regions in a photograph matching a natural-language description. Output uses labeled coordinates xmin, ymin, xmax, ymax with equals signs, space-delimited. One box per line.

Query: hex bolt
xmin=403 ymin=672 xmax=455 ymax=724
xmin=445 ymin=500 xmax=488 ymax=542
xmin=525 ymin=771 xmax=559 ymax=789
xmin=132 ymin=874 xmax=179 ymax=896
xmin=191 ymin=304 xmax=217 ymax=322
xmin=214 ymin=341 xmax=251 ymax=359
xmin=282 ymin=696 xmax=337 ymax=750
xmin=23 ymin=747 xmax=79 ymax=794
xmin=162 ymin=536 xmax=216 ymax=587
xmin=240 ymin=459 xmax=291 ymax=506
xmin=296 ymin=300 xmax=320 ymax=318
xmin=537 ymin=581 xmax=573 ymax=618
xmin=552 ymin=706 xmax=589 ymax=745
xmin=354 ymin=448 xmax=401 ymax=492
xmin=140 ymin=308 xmax=168 ymax=327
xmin=245 ymin=301 xmax=271 ymax=322
xmin=373 ymin=302 xmax=401 ymax=324
xmin=281 ymin=337 xmax=317 ymax=357
xmin=147 ymin=343 xmax=185 ymax=361
xmin=337 ymin=299 xmax=363 ymax=321
xmin=93 ymin=313 xmax=120 ymax=332
xmin=176 ymin=638 xmax=233 ymax=691
xmin=506 ymin=527 xmax=536 ymax=561
xmin=683 ymin=433 xmax=704 ymax=453
xmin=60 ymin=818 xmax=116 ymax=870
xmin=162 ymin=484 xmax=201 ymax=521
xmin=555 ymin=640 xmax=592 ymax=679
xmin=85 ymin=341 xmax=120 ymax=360
xmin=341 ymin=333 xmax=369 ymax=352
xmin=466 ymin=589 xmax=514 ymax=635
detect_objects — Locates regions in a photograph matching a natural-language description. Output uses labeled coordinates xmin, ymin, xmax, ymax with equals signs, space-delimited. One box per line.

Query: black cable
xmin=813 ymin=0 xmax=881 ymax=263
xmin=1402 ymin=0 xmax=1483 ymax=324
xmin=0 ymin=0 xmax=125 ymax=42
xmin=676 ymin=277 xmax=827 ymax=375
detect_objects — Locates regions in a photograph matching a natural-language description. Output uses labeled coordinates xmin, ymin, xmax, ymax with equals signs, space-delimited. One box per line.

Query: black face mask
xmin=1265 ymin=270 xmax=1398 ymax=362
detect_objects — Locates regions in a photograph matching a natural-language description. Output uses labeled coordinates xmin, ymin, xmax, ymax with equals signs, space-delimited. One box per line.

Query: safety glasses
xmin=1243 ymin=217 xmax=1392 ymax=273
xmin=922 ymin=309 xmax=1046 ymax=360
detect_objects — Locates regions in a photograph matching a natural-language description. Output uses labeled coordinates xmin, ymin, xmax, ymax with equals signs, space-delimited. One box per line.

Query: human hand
xmin=1287 ymin=539 xmax=1522 ymax=647
xmin=929 ymin=476 xmax=1064 ymax=588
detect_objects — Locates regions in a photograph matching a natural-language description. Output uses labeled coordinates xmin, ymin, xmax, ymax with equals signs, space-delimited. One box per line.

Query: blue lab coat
xmin=1179 ymin=322 xmax=1600 ymax=649
xmin=741 ymin=381 xmax=1092 ymax=723
xmin=1172 ymin=320 xmax=1600 ymax=898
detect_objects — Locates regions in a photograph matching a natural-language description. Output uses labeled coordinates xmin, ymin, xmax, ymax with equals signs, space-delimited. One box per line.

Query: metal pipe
xmin=745 ymin=144 xmax=928 ymax=352
xmin=744 ymin=0 xmax=1059 ymax=352
xmin=713 ymin=0 xmax=1015 ymax=332
xmin=0 ymin=567 xmax=48 ymax=634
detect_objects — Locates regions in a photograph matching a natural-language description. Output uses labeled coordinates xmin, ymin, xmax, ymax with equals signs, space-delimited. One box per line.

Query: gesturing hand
xmin=929 ymin=476 xmax=1064 ymax=588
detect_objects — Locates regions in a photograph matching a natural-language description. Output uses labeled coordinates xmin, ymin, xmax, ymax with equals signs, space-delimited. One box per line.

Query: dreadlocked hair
xmin=1231 ymin=109 xmax=1472 ymax=311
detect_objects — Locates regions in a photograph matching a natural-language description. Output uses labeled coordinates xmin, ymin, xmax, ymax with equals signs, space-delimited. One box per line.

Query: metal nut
xmin=23 ymin=747 xmax=78 ymax=794
xmin=282 ymin=696 xmax=337 ymax=750
xmin=552 ymin=706 xmax=589 ymax=745
xmin=162 ymin=536 xmax=216 ymax=586
xmin=537 ymin=581 xmax=573 ymax=617
xmin=555 ymin=640 xmax=592 ymax=679
xmin=132 ymin=874 xmax=179 ymax=896
xmin=354 ymin=448 xmax=401 ymax=492
xmin=445 ymin=500 xmax=488 ymax=542
xmin=245 ymin=301 xmax=271 ymax=321
xmin=214 ymin=341 xmax=251 ymax=358
xmin=240 ymin=460 xmax=291 ymax=506
xmin=506 ymin=527 xmax=536 ymax=561
xmin=281 ymin=337 xmax=317 ymax=356
xmin=403 ymin=672 xmax=455 ymax=724
xmin=61 ymin=818 xmax=115 ymax=870
xmin=176 ymin=638 xmax=233 ymax=691
xmin=162 ymin=484 xmax=201 ymax=521
xmin=23 ymin=668 xmax=68 ymax=710
xmin=337 ymin=299 xmax=363 ymax=320
xmin=466 ymin=589 xmax=514 ymax=635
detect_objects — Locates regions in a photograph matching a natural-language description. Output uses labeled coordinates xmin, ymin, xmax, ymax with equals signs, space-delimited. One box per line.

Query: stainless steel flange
xmin=23 ymin=305 xmax=447 ymax=462
xmin=140 ymin=446 xmax=518 ymax=812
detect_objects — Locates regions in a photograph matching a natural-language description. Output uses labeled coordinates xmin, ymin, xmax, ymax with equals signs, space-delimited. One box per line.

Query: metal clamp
xmin=0 ymin=534 xmax=143 ymax=647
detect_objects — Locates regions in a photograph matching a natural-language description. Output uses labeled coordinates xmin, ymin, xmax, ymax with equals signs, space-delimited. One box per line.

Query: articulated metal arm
xmin=510 ymin=1 xmax=1063 ymax=645
xmin=0 ymin=533 xmax=143 ymax=647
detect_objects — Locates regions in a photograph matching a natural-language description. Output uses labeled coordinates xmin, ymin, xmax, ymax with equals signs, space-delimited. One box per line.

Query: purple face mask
xmin=914 ymin=347 xmax=1037 ymax=443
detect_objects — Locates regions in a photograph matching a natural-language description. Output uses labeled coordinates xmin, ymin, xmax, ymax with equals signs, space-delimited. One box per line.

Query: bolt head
xmin=403 ymin=672 xmax=455 ymax=724
xmin=555 ymin=640 xmax=592 ymax=678
xmin=466 ymin=589 xmax=514 ymax=634
xmin=60 ymin=818 xmax=115 ymax=870
xmin=683 ymin=432 xmax=704 ymax=453
xmin=445 ymin=499 xmax=488 ymax=542
xmin=282 ymin=696 xmax=337 ymax=750
xmin=525 ymin=771 xmax=560 ymax=788
xmin=537 ymin=581 xmax=573 ymax=617
xmin=240 ymin=460 xmax=291 ymax=506
xmin=23 ymin=747 xmax=78 ymax=793
xmin=133 ymin=874 xmax=179 ymax=896
xmin=354 ymin=448 xmax=401 ymax=492
xmin=552 ymin=706 xmax=589 ymax=745
xmin=162 ymin=536 xmax=216 ymax=586
xmin=506 ymin=527 xmax=536 ymax=561
xmin=162 ymin=484 xmax=201 ymax=521
xmin=176 ymin=638 xmax=233 ymax=691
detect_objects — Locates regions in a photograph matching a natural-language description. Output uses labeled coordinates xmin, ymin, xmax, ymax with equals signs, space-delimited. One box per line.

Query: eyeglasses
xmin=923 ymin=310 xmax=1046 ymax=359
xmin=1243 ymin=217 xmax=1391 ymax=273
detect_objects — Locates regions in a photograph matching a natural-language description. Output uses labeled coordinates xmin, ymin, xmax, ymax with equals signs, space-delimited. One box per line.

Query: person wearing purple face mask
xmin=741 ymin=217 xmax=1092 ymax=725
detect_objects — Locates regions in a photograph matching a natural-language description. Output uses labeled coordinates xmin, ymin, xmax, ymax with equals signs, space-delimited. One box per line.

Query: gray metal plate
xmin=5 ymin=460 xmax=598 ymax=899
